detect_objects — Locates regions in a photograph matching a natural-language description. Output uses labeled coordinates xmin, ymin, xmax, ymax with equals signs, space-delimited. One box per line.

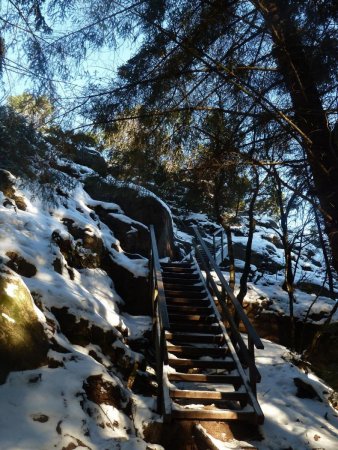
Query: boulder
xmin=51 ymin=225 xmax=103 ymax=270
xmin=101 ymin=253 xmax=151 ymax=315
xmin=94 ymin=206 xmax=150 ymax=257
xmin=0 ymin=265 xmax=49 ymax=383
xmin=73 ymin=147 xmax=107 ymax=175
xmin=306 ymin=323 xmax=338 ymax=391
xmin=0 ymin=169 xmax=15 ymax=198
xmin=83 ymin=374 xmax=128 ymax=410
xmin=51 ymin=221 xmax=150 ymax=313
xmin=6 ymin=251 xmax=37 ymax=277
xmin=233 ymin=242 xmax=284 ymax=274
xmin=84 ymin=176 xmax=176 ymax=258
xmin=297 ymin=281 xmax=335 ymax=299
xmin=0 ymin=169 xmax=26 ymax=210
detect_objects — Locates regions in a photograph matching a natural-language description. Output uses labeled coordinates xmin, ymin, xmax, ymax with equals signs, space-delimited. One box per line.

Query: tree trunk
xmin=273 ymin=168 xmax=296 ymax=350
xmin=224 ymin=225 xmax=236 ymax=292
xmin=237 ymin=169 xmax=259 ymax=305
xmin=256 ymin=0 xmax=338 ymax=272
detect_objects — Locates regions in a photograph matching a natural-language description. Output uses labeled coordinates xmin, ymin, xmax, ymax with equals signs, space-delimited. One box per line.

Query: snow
xmin=194 ymin=338 xmax=338 ymax=450
xmin=105 ymin=175 xmax=174 ymax=228
xmin=1 ymin=169 xmax=338 ymax=449
xmin=0 ymin=171 xmax=159 ymax=449
xmin=252 ymin=339 xmax=338 ymax=450
xmin=182 ymin=208 xmax=338 ymax=324
xmin=0 ymin=354 xmax=150 ymax=449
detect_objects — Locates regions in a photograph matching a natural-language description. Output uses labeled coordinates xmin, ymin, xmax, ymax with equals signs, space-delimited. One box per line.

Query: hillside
xmin=0 ymin=158 xmax=338 ymax=449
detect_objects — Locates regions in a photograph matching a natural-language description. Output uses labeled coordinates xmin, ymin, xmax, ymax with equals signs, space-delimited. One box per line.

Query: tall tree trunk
xmin=273 ymin=168 xmax=296 ymax=349
xmin=255 ymin=0 xmax=338 ymax=272
xmin=237 ymin=169 xmax=259 ymax=304
xmin=224 ymin=225 xmax=236 ymax=292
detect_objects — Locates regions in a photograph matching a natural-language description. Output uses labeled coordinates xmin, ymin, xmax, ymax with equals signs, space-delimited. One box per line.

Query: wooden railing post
xmin=155 ymin=319 xmax=163 ymax=413
xmin=149 ymin=248 xmax=155 ymax=314
xmin=149 ymin=225 xmax=171 ymax=420
xmin=221 ymin=230 xmax=224 ymax=263
xmin=248 ymin=336 xmax=257 ymax=397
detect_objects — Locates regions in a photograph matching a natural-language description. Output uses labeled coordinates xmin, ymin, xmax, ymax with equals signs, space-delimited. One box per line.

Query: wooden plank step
xmin=167 ymin=345 xmax=228 ymax=357
xmin=166 ymin=297 xmax=210 ymax=305
xmin=165 ymin=290 xmax=208 ymax=299
xmin=163 ymin=273 xmax=200 ymax=280
xmin=161 ymin=267 xmax=197 ymax=274
xmin=170 ymin=389 xmax=248 ymax=402
xmin=169 ymin=323 xmax=221 ymax=333
xmin=163 ymin=276 xmax=201 ymax=284
xmin=168 ymin=358 xmax=236 ymax=370
xmin=171 ymin=407 xmax=257 ymax=422
xmin=165 ymin=331 xmax=224 ymax=344
xmin=168 ymin=314 xmax=216 ymax=323
xmin=168 ymin=372 xmax=242 ymax=385
xmin=167 ymin=305 xmax=213 ymax=313
xmin=163 ymin=284 xmax=205 ymax=292
xmin=161 ymin=261 xmax=193 ymax=267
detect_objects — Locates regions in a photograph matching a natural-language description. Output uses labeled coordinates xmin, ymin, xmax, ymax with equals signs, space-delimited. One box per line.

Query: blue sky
xmin=0 ymin=1 xmax=136 ymax=127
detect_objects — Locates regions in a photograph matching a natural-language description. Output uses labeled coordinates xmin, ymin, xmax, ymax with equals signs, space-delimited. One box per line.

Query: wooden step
xmin=161 ymin=267 xmax=197 ymax=274
xmin=168 ymin=358 xmax=236 ymax=370
xmin=170 ymin=389 xmax=248 ymax=402
xmin=168 ymin=313 xmax=216 ymax=323
xmin=161 ymin=261 xmax=193 ymax=267
xmin=165 ymin=290 xmax=208 ymax=299
xmin=169 ymin=323 xmax=221 ymax=333
xmin=166 ymin=297 xmax=210 ymax=305
xmin=167 ymin=305 xmax=213 ymax=314
xmin=167 ymin=345 xmax=228 ymax=357
xmin=163 ymin=272 xmax=200 ymax=280
xmin=164 ymin=284 xmax=204 ymax=292
xmin=171 ymin=406 xmax=257 ymax=422
xmin=162 ymin=277 xmax=201 ymax=285
xmin=165 ymin=331 xmax=224 ymax=344
xmin=168 ymin=372 xmax=242 ymax=386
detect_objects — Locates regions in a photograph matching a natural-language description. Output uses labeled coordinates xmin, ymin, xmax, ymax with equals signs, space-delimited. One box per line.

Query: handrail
xmin=150 ymin=225 xmax=171 ymax=418
xmin=212 ymin=228 xmax=225 ymax=263
xmin=193 ymin=226 xmax=263 ymax=350
xmin=150 ymin=225 xmax=170 ymax=330
xmin=192 ymin=254 xmax=263 ymax=412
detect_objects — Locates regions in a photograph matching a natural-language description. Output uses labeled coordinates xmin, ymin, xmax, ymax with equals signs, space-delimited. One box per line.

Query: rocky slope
xmin=0 ymin=159 xmax=172 ymax=449
xmin=0 ymin=156 xmax=338 ymax=449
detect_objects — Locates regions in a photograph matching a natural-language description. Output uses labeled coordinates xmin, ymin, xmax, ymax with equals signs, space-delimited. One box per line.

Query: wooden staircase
xmin=150 ymin=226 xmax=264 ymax=425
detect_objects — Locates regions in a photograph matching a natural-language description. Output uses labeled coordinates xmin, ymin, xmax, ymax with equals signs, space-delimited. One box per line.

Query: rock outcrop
xmin=73 ymin=147 xmax=107 ymax=175
xmin=0 ymin=265 xmax=49 ymax=383
xmin=0 ymin=169 xmax=27 ymax=210
xmin=84 ymin=176 xmax=176 ymax=258
xmin=306 ymin=323 xmax=338 ymax=391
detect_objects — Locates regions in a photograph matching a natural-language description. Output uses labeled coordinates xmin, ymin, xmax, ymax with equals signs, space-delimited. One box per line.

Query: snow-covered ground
xmin=0 ymin=167 xmax=338 ymax=449
xmin=204 ymin=338 xmax=338 ymax=450
xmin=180 ymin=212 xmax=338 ymax=325
xmin=0 ymin=167 xmax=159 ymax=449
xmin=0 ymin=335 xmax=337 ymax=449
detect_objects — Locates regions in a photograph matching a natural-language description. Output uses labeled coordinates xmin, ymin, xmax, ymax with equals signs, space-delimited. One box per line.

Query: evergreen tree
xmin=1 ymin=0 xmax=337 ymax=269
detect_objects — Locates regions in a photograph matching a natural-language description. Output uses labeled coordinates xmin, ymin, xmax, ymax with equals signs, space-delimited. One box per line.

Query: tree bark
xmin=237 ymin=168 xmax=259 ymax=305
xmin=255 ymin=0 xmax=338 ymax=272
xmin=273 ymin=168 xmax=296 ymax=349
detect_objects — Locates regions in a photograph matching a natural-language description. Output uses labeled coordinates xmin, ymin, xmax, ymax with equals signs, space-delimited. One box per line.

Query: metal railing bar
xmin=150 ymin=225 xmax=170 ymax=330
xmin=193 ymin=246 xmax=261 ymax=382
xmin=193 ymin=226 xmax=263 ymax=350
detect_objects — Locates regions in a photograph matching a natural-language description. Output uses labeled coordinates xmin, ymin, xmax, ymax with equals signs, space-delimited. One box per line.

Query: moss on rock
xmin=0 ymin=265 xmax=49 ymax=383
